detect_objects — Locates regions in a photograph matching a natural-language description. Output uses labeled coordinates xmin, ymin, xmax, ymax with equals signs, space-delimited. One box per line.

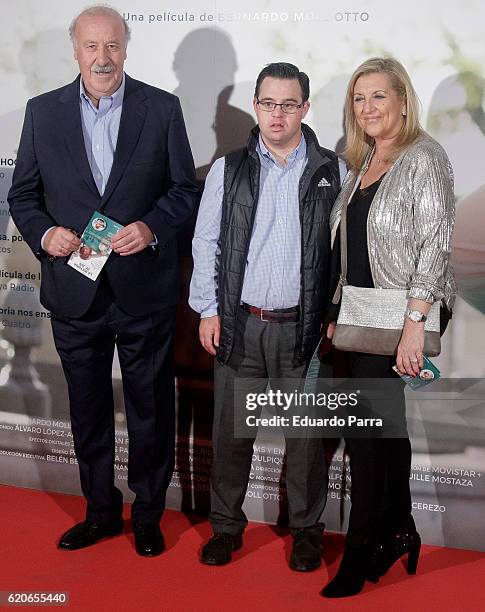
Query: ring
xmin=411 ymin=358 xmax=418 ymax=363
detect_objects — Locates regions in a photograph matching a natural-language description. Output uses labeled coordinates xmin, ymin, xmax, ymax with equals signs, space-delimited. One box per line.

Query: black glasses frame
xmin=256 ymin=99 xmax=305 ymax=114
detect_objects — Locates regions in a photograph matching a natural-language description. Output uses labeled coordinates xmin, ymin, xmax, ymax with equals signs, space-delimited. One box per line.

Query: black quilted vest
xmin=217 ymin=123 xmax=340 ymax=364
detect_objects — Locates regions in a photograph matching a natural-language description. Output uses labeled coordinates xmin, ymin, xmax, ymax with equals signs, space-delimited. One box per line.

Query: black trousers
xmin=51 ymin=277 xmax=176 ymax=524
xmin=210 ymin=308 xmax=328 ymax=536
xmin=341 ymin=352 xmax=413 ymax=548
xmin=342 ymin=307 xmax=452 ymax=547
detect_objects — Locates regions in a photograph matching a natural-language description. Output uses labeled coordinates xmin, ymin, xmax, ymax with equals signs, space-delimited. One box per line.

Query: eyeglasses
xmin=256 ymin=99 xmax=304 ymax=114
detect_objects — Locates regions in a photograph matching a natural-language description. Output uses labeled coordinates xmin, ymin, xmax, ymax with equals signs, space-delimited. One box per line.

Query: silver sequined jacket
xmin=330 ymin=135 xmax=456 ymax=309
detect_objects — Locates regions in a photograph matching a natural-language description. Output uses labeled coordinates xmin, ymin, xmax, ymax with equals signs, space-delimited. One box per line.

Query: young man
xmin=190 ymin=63 xmax=340 ymax=569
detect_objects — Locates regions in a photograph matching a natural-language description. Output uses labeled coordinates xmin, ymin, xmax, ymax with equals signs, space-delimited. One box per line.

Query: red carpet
xmin=1 ymin=485 xmax=484 ymax=611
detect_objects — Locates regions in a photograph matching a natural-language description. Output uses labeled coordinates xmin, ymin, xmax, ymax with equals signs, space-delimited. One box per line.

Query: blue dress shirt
xmin=80 ymin=74 xmax=125 ymax=195
xmin=189 ymin=135 xmax=308 ymax=318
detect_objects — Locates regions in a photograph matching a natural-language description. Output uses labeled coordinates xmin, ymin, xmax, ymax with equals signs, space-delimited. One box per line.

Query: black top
xmin=327 ymin=174 xmax=385 ymax=319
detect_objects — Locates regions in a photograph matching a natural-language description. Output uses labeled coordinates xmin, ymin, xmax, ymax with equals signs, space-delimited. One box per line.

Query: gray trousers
xmin=210 ymin=308 xmax=328 ymax=535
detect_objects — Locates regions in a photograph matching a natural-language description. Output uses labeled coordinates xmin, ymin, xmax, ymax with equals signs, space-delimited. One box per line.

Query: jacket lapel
xmin=100 ymin=75 xmax=148 ymax=207
xmin=59 ymin=76 xmax=99 ymax=197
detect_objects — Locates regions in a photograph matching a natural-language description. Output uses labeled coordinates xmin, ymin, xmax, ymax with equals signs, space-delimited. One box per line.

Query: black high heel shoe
xmin=321 ymin=546 xmax=369 ymax=598
xmin=367 ymin=528 xmax=421 ymax=583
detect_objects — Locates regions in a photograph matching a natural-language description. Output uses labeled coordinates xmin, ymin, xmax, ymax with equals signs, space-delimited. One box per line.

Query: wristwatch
xmin=406 ymin=309 xmax=427 ymax=323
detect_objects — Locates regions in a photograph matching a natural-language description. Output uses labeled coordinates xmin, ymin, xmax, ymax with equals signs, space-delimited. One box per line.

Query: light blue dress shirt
xmin=189 ymin=134 xmax=307 ymax=318
xmin=80 ymin=74 xmax=125 ymax=195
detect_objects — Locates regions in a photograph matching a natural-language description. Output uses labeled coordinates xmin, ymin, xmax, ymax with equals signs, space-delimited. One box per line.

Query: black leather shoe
xmin=132 ymin=522 xmax=165 ymax=557
xmin=321 ymin=546 xmax=369 ymax=598
xmin=200 ymin=533 xmax=243 ymax=565
xmin=58 ymin=519 xmax=124 ymax=550
xmin=289 ymin=529 xmax=323 ymax=571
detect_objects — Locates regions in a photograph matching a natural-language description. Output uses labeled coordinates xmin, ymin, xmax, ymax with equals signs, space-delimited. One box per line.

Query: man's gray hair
xmin=69 ymin=4 xmax=131 ymax=48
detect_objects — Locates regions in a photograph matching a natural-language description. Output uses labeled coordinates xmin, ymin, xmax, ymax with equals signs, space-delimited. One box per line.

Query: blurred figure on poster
xmin=428 ymin=69 xmax=485 ymax=377
xmin=323 ymin=57 xmax=456 ymax=597
xmin=190 ymin=63 xmax=341 ymax=569
xmin=8 ymin=5 xmax=197 ymax=556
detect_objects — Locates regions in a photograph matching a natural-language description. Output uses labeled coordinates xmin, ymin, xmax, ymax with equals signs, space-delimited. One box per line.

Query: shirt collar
xmin=80 ymin=72 xmax=125 ymax=113
xmin=257 ymin=132 xmax=306 ymax=167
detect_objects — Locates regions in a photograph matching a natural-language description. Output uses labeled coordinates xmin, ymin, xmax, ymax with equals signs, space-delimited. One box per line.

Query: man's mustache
xmin=91 ymin=64 xmax=114 ymax=74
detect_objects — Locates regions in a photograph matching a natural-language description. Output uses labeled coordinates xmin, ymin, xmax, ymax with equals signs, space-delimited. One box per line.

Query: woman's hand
xmin=326 ymin=321 xmax=337 ymax=340
xmin=396 ymin=319 xmax=425 ymax=377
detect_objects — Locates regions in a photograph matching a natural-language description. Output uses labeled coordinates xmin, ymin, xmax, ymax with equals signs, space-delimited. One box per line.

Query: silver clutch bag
xmin=333 ymin=285 xmax=441 ymax=356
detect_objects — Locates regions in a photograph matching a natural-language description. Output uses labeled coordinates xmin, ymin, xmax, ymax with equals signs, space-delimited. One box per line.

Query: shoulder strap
xmin=331 ymin=148 xmax=374 ymax=304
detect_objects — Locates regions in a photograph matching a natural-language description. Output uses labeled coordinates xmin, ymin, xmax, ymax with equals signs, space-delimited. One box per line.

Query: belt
xmin=241 ymin=303 xmax=300 ymax=323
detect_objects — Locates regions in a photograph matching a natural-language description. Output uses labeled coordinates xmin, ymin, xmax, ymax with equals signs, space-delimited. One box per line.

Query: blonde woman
xmin=323 ymin=57 xmax=455 ymax=598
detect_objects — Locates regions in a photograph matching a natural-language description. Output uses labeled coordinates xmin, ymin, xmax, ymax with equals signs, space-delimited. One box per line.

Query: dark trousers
xmin=342 ymin=307 xmax=452 ymax=547
xmin=51 ymin=277 xmax=176 ymax=524
xmin=342 ymin=352 xmax=413 ymax=548
xmin=210 ymin=308 xmax=328 ymax=536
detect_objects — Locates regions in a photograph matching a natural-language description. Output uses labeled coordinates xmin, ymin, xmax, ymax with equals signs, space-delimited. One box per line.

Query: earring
xmin=402 ymin=110 xmax=407 ymax=116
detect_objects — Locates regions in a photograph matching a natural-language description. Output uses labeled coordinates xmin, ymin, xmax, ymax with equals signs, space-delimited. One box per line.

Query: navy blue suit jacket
xmin=8 ymin=74 xmax=198 ymax=318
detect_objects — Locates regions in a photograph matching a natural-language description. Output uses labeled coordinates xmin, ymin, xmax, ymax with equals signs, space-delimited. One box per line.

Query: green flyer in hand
xmin=392 ymin=356 xmax=441 ymax=390
xmin=68 ymin=211 xmax=124 ymax=281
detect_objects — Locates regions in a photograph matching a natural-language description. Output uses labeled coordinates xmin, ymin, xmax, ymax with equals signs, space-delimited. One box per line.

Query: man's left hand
xmin=111 ymin=221 xmax=154 ymax=256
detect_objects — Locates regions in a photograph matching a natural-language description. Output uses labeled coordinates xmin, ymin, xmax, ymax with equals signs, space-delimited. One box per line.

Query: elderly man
xmin=8 ymin=5 xmax=197 ymax=556
xmin=190 ymin=63 xmax=340 ymax=569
